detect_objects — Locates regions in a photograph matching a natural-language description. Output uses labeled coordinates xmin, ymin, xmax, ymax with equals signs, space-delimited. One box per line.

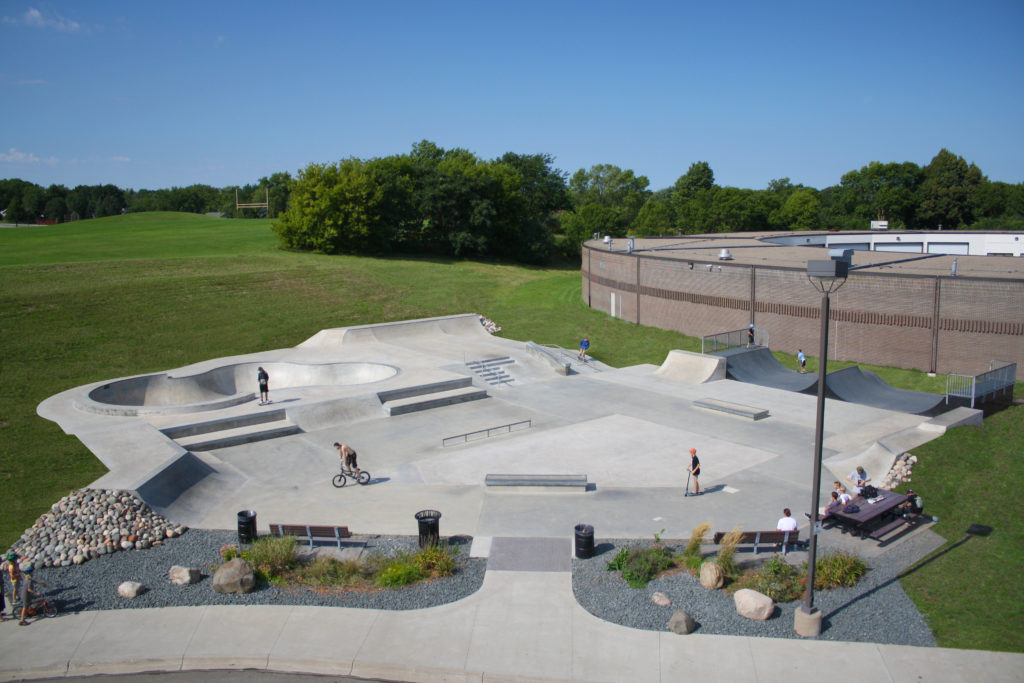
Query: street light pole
xmin=795 ymin=259 xmax=848 ymax=637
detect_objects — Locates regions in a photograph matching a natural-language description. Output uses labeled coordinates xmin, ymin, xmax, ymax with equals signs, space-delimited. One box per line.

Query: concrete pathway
xmin=2 ymin=566 xmax=1022 ymax=683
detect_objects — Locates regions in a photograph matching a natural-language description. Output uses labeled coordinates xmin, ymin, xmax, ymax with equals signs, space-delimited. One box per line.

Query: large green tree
xmin=917 ymin=149 xmax=983 ymax=229
xmin=838 ymin=161 xmax=922 ymax=228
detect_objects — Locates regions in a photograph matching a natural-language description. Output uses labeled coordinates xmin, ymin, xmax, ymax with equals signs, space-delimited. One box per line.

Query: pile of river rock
xmin=880 ymin=452 xmax=918 ymax=490
xmin=479 ymin=316 xmax=501 ymax=334
xmin=5 ymin=488 xmax=188 ymax=568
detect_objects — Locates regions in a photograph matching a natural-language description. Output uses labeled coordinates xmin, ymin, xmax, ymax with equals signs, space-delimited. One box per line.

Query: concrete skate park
xmin=23 ymin=313 xmax=1022 ymax=683
xmin=38 ymin=313 xmax=979 ymax=543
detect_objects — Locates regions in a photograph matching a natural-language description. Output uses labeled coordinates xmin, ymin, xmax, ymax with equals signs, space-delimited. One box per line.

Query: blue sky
xmin=2 ymin=1 xmax=1022 ymax=192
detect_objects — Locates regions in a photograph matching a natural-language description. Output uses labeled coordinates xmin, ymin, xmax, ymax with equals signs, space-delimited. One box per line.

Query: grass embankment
xmin=0 ymin=211 xmax=1019 ymax=650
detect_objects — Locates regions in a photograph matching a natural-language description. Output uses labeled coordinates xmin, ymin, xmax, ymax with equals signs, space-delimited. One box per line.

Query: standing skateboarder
xmin=797 ymin=349 xmax=806 ymax=373
xmin=747 ymin=323 xmax=755 ymax=348
xmin=257 ymin=366 xmax=270 ymax=405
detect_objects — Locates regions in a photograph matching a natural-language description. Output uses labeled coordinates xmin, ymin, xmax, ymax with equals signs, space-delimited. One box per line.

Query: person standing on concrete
xmin=797 ymin=349 xmax=806 ymax=373
xmin=2 ymin=554 xmax=21 ymax=615
xmin=846 ymin=466 xmax=870 ymax=495
xmin=578 ymin=336 xmax=590 ymax=362
xmin=747 ymin=323 xmax=755 ymax=348
xmin=257 ymin=366 xmax=270 ymax=405
xmin=687 ymin=447 xmax=701 ymax=496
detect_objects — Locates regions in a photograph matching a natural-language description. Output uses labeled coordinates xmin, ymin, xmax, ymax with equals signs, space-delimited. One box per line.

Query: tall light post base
xmin=794 ymin=605 xmax=822 ymax=637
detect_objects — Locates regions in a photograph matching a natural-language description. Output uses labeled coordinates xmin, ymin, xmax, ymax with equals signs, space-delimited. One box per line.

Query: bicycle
xmin=22 ymin=590 xmax=57 ymax=619
xmin=332 ymin=464 xmax=371 ymax=487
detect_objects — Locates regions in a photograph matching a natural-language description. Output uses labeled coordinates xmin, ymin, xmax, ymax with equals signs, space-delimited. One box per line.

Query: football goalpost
xmin=235 ymin=188 xmax=270 ymax=217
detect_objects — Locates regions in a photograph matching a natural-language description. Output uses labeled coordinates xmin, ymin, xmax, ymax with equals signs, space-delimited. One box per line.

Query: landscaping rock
xmin=212 ymin=558 xmax=255 ymax=594
xmin=668 ymin=609 xmax=696 ymax=634
xmin=169 ymin=565 xmax=201 ymax=585
xmin=4 ymin=488 xmax=187 ymax=569
xmin=699 ymin=561 xmax=725 ymax=589
xmin=651 ymin=591 xmax=671 ymax=607
xmin=734 ymin=588 xmax=774 ymax=620
xmin=118 ymin=581 xmax=146 ymax=598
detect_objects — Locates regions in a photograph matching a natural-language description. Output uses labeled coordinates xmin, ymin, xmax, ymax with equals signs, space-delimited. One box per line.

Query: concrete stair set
xmin=465 ymin=356 xmax=516 ymax=385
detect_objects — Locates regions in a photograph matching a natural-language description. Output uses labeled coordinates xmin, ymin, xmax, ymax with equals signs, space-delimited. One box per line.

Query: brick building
xmin=581 ymin=234 xmax=1024 ymax=375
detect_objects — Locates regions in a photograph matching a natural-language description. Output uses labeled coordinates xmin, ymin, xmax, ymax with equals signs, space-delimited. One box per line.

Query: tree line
xmin=2 ymin=144 xmax=1021 ymax=264
xmin=0 ymin=174 xmax=291 ymax=224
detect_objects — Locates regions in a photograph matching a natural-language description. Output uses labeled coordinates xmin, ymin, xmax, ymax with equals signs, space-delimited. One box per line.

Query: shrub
xmin=813 ymin=551 xmax=866 ymax=589
xmin=242 ymin=535 xmax=298 ymax=580
xmin=735 ymin=554 xmax=804 ymax=602
xmin=220 ymin=544 xmax=239 ymax=561
xmin=606 ymin=547 xmax=630 ymax=572
xmin=377 ymin=561 xmax=425 ymax=588
xmin=302 ymin=556 xmax=367 ymax=586
xmin=415 ymin=545 xmax=457 ymax=576
xmin=684 ymin=522 xmax=711 ymax=558
xmin=684 ymin=554 xmax=703 ymax=574
xmin=715 ymin=527 xmax=743 ymax=578
xmin=617 ymin=546 xmax=676 ymax=588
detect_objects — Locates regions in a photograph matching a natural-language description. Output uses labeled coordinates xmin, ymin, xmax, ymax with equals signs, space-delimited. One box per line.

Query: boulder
xmin=118 ymin=581 xmax=146 ymax=598
xmin=651 ymin=591 xmax=671 ymax=607
xmin=212 ymin=557 xmax=255 ymax=594
xmin=668 ymin=610 xmax=696 ymax=634
xmin=169 ymin=565 xmax=201 ymax=585
xmin=699 ymin=561 xmax=725 ymax=589
xmin=734 ymin=588 xmax=774 ymax=620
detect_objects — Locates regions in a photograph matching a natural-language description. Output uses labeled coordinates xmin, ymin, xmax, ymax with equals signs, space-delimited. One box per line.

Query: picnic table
xmin=828 ymin=489 xmax=912 ymax=538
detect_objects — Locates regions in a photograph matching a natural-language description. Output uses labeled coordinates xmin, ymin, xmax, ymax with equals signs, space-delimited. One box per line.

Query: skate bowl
xmin=83 ymin=361 xmax=398 ymax=415
xmin=654 ymin=349 xmax=726 ymax=384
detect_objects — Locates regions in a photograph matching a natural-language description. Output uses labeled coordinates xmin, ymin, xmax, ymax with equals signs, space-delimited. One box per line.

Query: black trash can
xmin=574 ymin=523 xmax=594 ymax=559
xmin=415 ymin=509 xmax=442 ymax=548
xmin=237 ymin=510 xmax=257 ymax=544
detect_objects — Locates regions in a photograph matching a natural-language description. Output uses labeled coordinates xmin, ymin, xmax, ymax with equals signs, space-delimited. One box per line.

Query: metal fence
xmin=701 ymin=328 xmax=769 ymax=354
xmin=442 ymin=419 xmax=532 ymax=447
xmin=946 ymin=360 xmax=1017 ymax=407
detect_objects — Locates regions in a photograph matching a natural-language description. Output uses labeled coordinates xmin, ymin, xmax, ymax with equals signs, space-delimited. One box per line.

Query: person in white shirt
xmin=846 ymin=466 xmax=870 ymax=495
xmin=777 ymin=508 xmax=799 ymax=532
xmin=839 ymin=486 xmax=852 ymax=505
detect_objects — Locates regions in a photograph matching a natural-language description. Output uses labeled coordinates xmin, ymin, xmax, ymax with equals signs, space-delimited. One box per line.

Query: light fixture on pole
xmin=795 ymin=258 xmax=848 ymax=637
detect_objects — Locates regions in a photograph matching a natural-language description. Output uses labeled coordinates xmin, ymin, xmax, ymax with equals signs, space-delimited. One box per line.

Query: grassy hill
xmin=0 ymin=212 xmax=1019 ymax=650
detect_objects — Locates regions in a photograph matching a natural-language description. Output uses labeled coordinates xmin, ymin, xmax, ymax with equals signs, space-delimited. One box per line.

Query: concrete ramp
xmin=715 ymin=347 xmax=819 ymax=392
xmin=655 ymin=349 xmax=726 ymax=383
xmin=298 ymin=314 xmax=489 ymax=348
xmin=826 ymin=367 xmax=946 ymax=415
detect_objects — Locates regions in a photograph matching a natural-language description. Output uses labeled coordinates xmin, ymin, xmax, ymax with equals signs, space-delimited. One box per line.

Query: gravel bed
xmin=28 ymin=530 xmax=485 ymax=613
xmin=572 ymin=533 xmax=938 ymax=646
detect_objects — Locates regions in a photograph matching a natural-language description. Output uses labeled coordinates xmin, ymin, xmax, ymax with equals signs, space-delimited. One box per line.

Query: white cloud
xmin=0 ymin=147 xmax=58 ymax=165
xmin=4 ymin=7 xmax=84 ymax=33
xmin=110 ymin=156 xmax=131 ymax=163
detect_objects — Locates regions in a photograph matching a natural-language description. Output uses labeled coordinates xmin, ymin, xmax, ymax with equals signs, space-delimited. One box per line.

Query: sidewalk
xmin=2 ymin=568 xmax=1022 ymax=683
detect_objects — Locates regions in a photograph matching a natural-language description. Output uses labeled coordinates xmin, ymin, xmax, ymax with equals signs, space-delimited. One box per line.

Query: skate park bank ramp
xmin=713 ymin=346 xmax=819 ymax=392
xmin=825 ymin=366 xmax=946 ymax=415
xmin=654 ymin=349 xmax=726 ymax=383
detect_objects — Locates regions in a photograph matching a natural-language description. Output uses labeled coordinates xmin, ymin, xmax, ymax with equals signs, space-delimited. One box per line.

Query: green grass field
xmin=0 ymin=212 xmax=1019 ymax=650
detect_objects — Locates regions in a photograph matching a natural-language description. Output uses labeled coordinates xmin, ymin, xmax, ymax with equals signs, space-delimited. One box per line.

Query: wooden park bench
xmin=712 ymin=530 xmax=803 ymax=555
xmin=269 ymin=523 xmax=352 ymax=548
xmin=484 ymin=473 xmax=588 ymax=489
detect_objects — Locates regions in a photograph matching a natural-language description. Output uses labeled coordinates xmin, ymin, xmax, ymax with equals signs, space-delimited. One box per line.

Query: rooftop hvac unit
xmin=718 ymin=248 xmax=734 ymax=260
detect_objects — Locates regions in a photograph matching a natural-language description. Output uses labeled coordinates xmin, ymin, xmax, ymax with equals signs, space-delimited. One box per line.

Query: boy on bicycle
xmin=19 ymin=566 xmax=46 ymax=626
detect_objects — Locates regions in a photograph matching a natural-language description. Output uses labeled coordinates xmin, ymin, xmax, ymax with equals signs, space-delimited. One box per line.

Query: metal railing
xmin=701 ymin=328 xmax=769 ymax=354
xmin=442 ymin=419 xmax=532 ymax=447
xmin=946 ymin=360 xmax=1017 ymax=407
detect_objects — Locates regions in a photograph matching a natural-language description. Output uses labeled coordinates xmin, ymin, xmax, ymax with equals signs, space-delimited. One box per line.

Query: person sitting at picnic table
xmin=820 ymin=491 xmax=843 ymax=518
xmin=777 ymin=508 xmax=798 ymax=532
xmin=838 ymin=486 xmax=852 ymax=505
xmin=846 ymin=466 xmax=870 ymax=495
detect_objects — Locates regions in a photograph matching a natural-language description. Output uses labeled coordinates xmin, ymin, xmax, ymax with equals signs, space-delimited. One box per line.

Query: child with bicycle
xmin=334 ymin=442 xmax=360 ymax=477
xmin=19 ymin=566 xmax=47 ymax=626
